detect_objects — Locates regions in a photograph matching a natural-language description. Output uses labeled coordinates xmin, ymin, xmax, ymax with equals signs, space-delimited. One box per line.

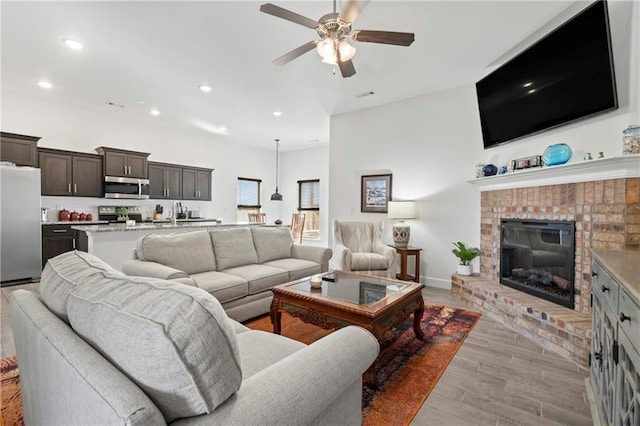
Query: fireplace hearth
xmin=500 ymin=219 xmax=575 ymax=309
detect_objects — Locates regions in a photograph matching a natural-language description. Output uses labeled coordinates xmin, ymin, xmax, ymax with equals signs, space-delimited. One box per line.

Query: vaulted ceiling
xmin=1 ymin=1 xmax=576 ymax=151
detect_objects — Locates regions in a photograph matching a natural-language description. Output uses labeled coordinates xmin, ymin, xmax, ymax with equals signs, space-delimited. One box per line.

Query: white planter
xmin=457 ymin=264 xmax=472 ymax=276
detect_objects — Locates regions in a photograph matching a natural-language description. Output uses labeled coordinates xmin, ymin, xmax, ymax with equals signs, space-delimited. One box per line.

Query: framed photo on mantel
xmin=361 ymin=174 xmax=392 ymax=213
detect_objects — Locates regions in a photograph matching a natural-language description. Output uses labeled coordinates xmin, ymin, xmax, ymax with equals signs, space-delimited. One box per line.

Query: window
xmin=298 ymin=179 xmax=320 ymax=240
xmin=237 ymin=177 xmax=261 ymax=222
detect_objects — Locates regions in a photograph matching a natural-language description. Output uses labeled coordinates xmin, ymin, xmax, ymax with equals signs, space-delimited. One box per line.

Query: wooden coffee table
xmin=270 ymin=271 xmax=425 ymax=385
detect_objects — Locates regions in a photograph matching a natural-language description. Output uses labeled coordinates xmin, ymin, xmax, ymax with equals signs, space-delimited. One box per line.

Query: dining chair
xmin=248 ymin=212 xmax=266 ymax=223
xmin=290 ymin=212 xmax=306 ymax=244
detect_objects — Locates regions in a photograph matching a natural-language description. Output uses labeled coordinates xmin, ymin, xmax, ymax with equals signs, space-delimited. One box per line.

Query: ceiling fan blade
xmin=273 ymin=41 xmax=317 ymax=66
xmin=338 ymin=0 xmax=369 ymax=24
xmin=352 ymin=30 xmax=415 ymax=46
xmin=260 ymin=3 xmax=319 ymax=29
xmin=338 ymin=58 xmax=356 ymax=78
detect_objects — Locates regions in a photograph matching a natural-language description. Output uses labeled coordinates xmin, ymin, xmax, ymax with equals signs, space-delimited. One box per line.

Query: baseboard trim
xmin=423 ymin=277 xmax=451 ymax=289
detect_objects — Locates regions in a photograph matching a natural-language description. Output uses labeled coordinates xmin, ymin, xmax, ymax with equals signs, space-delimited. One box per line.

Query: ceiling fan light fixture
xmin=338 ymin=39 xmax=356 ymax=61
xmin=321 ymin=55 xmax=337 ymax=65
xmin=316 ymin=38 xmax=335 ymax=58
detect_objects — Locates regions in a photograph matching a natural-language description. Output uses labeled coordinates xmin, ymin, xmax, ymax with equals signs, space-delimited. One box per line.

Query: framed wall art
xmin=361 ymin=173 xmax=392 ymax=213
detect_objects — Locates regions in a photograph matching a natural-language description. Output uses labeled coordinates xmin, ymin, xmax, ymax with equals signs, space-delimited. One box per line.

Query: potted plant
xmin=452 ymin=241 xmax=479 ymax=276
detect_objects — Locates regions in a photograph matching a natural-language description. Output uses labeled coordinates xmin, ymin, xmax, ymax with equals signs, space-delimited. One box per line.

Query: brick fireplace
xmin=451 ymin=157 xmax=640 ymax=367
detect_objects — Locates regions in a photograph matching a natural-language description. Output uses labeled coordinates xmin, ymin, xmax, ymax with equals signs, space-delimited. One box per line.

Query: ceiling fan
xmin=259 ymin=0 xmax=415 ymax=78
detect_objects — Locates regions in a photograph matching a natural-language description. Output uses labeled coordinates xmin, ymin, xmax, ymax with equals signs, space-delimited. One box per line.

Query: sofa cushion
xmin=251 ymin=227 xmax=293 ymax=263
xmin=351 ymin=252 xmax=389 ymax=271
xmin=190 ymin=271 xmax=248 ymax=303
xmin=263 ymin=258 xmax=321 ymax=281
xmin=136 ymin=230 xmax=216 ymax=275
xmin=210 ymin=228 xmax=259 ymax=271
xmin=223 ymin=264 xmax=289 ymax=295
xmin=40 ymin=250 xmax=118 ymax=323
xmin=67 ymin=273 xmax=242 ymax=422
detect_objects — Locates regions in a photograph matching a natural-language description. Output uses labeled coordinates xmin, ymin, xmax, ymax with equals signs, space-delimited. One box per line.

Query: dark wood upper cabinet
xmin=39 ymin=149 xmax=103 ymax=197
xmin=96 ymin=147 xmax=150 ymax=178
xmin=182 ymin=167 xmax=212 ymax=201
xmin=1 ymin=132 xmax=40 ymax=167
xmin=148 ymin=162 xmax=182 ymax=199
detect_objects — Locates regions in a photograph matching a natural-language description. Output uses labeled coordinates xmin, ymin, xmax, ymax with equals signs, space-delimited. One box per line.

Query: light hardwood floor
xmin=0 ymin=284 xmax=592 ymax=425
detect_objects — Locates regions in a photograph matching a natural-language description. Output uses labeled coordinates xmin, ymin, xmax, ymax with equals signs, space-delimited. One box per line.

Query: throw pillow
xmin=67 ymin=272 xmax=242 ymax=422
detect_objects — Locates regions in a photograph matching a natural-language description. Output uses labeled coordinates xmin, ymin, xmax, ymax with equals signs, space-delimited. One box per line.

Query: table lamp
xmin=388 ymin=201 xmax=417 ymax=247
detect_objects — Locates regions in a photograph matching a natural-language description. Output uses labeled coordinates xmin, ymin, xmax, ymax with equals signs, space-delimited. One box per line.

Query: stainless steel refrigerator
xmin=1 ymin=165 xmax=42 ymax=285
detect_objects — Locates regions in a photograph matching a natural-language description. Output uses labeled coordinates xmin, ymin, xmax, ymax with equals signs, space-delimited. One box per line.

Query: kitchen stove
xmin=98 ymin=206 xmax=145 ymax=223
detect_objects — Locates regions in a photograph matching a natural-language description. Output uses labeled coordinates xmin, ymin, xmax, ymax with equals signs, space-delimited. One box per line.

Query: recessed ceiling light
xmin=63 ymin=39 xmax=83 ymax=50
xmin=528 ymin=89 xmax=536 ymax=94
xmin=199 ymin=85 xmax=212 ymax=93
xmin=523 ymin=82 xmax=533 ymax=88
xmin=219 ymin=126 xmax=227 ymax=132
xmin=37 ymin=81 xmax=53 ymax=89
xmin=272 ymin=111 xmax=282 ymax=117
xmin=149 ymin=109 xmax=160 ymax=116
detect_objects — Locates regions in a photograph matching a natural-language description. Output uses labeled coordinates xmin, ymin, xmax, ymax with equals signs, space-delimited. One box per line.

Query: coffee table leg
xmin=364 ymin=365 xmax=378 ymax=388
xmin=413 ymin=295 xmax=425 ymax=340
xmin=270 ymin=297 xmax=282 ymax=335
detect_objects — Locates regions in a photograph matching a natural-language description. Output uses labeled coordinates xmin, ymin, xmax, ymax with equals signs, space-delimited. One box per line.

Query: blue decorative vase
xmin=542 ymin=143 xmax=572 ymax=166
xmin=482 ymin=164 xmax=498 ymax=176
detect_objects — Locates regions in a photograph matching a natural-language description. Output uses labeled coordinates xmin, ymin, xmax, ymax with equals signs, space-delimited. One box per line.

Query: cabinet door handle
xmin=68 ymin=183 xmax=71 ymax=193
xmin=129 ymin=166 xmax=132 ymax=175
xmin=167 ymin=188 xmax=169 ymax=197
xmin=592 ymin=271 xmax=598 ymax=277
xmin=620 ymin=313 xmax=631 ymax=322
xmin=124 ymin=165 xmax=128 ymax=175
xmin=601 ymin=286 xmax=610 ymax=293
xmin=53 ymin=229 xmax=68 ymax=233
xmin=72 ymin=239 xmax=76 ymax=249
xmin=74 ymin=183 xmax=77 ymax=193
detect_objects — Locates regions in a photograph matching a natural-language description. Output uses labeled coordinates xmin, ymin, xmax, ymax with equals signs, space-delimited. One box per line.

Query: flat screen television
xmin=476 ymin=0 xmax=618 ymax=149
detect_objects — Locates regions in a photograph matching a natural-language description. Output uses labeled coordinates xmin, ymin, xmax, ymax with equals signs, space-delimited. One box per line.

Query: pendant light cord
xmin=275 ymin=139 xmax=280 ymax=190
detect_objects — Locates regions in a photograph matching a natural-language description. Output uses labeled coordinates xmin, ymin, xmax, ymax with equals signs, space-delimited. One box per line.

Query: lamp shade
xmin=387 ymin=201 xmax=417 ymax=219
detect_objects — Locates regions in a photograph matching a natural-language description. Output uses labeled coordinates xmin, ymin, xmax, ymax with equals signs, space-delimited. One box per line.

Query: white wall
xmin=279 ymin=145 xmax=330 ymax=246
xmin=2 ymin=91 xmax=294 ymax=224
xmin=329 ymin=0 xmax=639 ymax=288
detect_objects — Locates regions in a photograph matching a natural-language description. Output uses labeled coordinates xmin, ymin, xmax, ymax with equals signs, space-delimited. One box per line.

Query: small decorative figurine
xmin=584 ymin=152 xmax=593 ymax=160
xmin=598 ymin=151 xmax=604 ymax=158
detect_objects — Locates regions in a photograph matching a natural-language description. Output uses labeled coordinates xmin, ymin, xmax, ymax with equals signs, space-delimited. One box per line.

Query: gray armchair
xmin=333 ymin=220 xmax=398 ymax=278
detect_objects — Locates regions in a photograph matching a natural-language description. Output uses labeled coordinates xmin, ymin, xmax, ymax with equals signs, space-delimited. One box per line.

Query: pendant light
xmin=270 ymin=139 xmax=283 ymax=201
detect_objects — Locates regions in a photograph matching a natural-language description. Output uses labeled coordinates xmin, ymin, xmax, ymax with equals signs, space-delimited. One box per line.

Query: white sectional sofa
xmin=122 ymin=226 xmax=332 ymax=322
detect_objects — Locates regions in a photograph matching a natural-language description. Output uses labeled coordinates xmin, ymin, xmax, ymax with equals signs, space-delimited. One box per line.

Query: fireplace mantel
xmin=467 ymin=154 xmax=640 ymax=191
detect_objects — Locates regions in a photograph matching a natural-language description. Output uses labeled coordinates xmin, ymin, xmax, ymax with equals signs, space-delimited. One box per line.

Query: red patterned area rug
xmin=1 ymin=356 xmax=23 ymax=426
xmin=0 ymin=304 xmax=479 ymax=426
xmin=245 ymin=303 xmax=481 ymax=426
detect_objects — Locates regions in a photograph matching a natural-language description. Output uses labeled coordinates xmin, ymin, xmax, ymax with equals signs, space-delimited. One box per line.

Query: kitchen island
xmin=73 ymin=221 xmax=260 ymax=271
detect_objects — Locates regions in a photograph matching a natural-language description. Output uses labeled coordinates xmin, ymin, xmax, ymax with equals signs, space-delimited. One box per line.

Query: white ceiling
xmin=1 ymin=0 xmax=579 ymax=152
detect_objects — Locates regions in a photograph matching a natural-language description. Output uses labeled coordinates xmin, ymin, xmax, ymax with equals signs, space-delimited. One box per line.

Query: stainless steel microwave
xmin=104 ymin=176 xmax=150 ymax=199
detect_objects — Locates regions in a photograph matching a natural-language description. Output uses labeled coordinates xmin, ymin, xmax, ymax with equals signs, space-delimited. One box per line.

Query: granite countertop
xmin=592 ymin=248 xmax=640 ymax=304
xmin=43 ymin=221 xmax=109 ymax=225
xmin=72 ymin=221 xmax=258 ymax=233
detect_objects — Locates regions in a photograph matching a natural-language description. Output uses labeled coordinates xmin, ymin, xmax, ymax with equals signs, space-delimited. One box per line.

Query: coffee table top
xmin=272 ymin=271 xmax=424 ymax=316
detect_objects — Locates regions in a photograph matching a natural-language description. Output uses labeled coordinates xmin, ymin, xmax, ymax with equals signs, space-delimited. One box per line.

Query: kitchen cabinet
xmin=182 ymin=167 xmax=212 ymax=201
xmin=42 ymin=224 xmax=76 ymax=268
xmin=96 ymin=147 xmax=149 ymax=178
xmin=149 ymin=162 xmax=182 ymax=199
xmin=589 ymin=251 xmax=640 ymax=426
xmin=0 ymin=132 xmax=40 ymax=167
xmin=38 ymin=149 xmax=103 ymax=197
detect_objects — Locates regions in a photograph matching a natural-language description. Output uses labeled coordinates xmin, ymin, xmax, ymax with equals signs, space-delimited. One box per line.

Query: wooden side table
xmin=389 ymin=245 xmax=422 ymax=282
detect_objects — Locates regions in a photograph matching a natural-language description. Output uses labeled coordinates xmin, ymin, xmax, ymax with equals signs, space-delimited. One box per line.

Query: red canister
xmin=79 ymin=213 xmax=87 ymax=221
xmin=58 ymin=209 xmax=70 ymax=222
xmin=85 ymin=213 xmax=93 ymax=221
xmin=70 ymin=211 xmax=80 ymax=221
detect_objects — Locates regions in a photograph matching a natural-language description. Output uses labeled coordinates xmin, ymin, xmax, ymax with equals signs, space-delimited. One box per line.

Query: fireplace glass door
xmin=500 ymin=219 xmax=575 ymax=308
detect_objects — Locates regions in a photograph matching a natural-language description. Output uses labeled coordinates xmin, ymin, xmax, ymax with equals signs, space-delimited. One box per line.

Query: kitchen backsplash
xmin=41 ymin=196 xmax=215 ymax=222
